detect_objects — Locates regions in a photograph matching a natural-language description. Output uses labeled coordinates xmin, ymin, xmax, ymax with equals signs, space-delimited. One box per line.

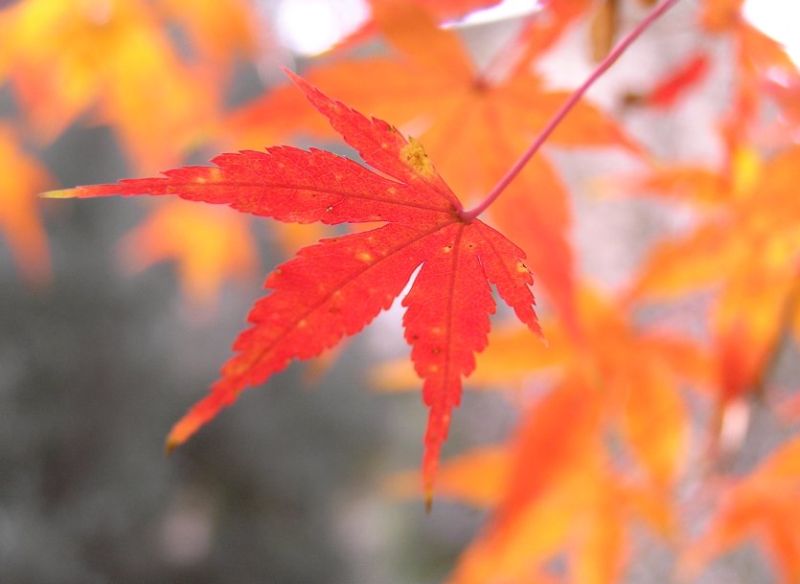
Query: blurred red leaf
xmin=642 ymin=51 xmax=711 ymax=109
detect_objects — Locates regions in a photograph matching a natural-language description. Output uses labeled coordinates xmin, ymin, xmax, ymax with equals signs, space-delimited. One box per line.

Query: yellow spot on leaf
xmin=197 ymin=168 xmax=222 ymax=184
xmin=356 ymin=251 xmax=373 ymax=262
xmin=400 ymin=137 xmax=434 ymax=178
xmin=41 ymin=188 xmax=76 ymax=199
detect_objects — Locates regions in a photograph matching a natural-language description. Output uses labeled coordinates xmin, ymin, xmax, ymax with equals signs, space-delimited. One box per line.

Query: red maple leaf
xmin=623 ymin=51 xmax=711 ymax=110
xmin=50 ymin=71 xmax=541 ymax=500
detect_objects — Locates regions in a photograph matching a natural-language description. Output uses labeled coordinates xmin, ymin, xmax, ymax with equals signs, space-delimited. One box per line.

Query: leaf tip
xmin=165 ymin=416 xmax=196 ymax=455
xmin=538 ymin=330 xmax=549 ymax=348
xmin=400 ymin=137 xmax=435 ymax=178
xmin=164 ymin=435 xmax=182 ymax=456
xmin=282 ymin=66 xmax=306 ymax=90
xmin=422 ymin=454 xmax=436 ymax=514
xmin=41 ymin=188 xmax=78 ymax=199
xmin=280 ymin=65 xmax=297 ymax=79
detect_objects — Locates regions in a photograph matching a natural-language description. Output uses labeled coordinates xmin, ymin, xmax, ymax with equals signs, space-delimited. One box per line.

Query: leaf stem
xmin=459 ymin=0 xmax=682 ymax=222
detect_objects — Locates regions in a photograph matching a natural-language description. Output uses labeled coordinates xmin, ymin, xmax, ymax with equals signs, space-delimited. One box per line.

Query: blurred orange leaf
xmin=630 ymin=147 xmax=800 ymax=407
xmin=118 ymin=200 xmax=258 ymax=308
xmin=685 ymin=436 xmax=800 ymax=583
xmin=154 ymin=0 xmax=261 ymax=71
xmin=0 ymin=124 xmax=51 ymax=283
xmin=388 ymin=446 xmax=510 ymax=507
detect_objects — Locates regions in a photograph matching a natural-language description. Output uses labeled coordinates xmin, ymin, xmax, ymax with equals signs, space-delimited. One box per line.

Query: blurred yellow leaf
xmin=0 ymin=0 xmax=221 ymax=171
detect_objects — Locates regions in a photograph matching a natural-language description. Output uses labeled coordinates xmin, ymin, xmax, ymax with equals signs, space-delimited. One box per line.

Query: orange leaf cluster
xmin=0 ymin=0 xmax=264 ymax=294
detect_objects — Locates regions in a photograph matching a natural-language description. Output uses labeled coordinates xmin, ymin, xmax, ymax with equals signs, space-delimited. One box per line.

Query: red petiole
xmin=459 ymin=0 xmax=682 ymax=222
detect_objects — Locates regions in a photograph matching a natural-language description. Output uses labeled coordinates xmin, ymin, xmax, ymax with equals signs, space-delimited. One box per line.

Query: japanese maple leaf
xmin=51 ymin=72 xmax=541 ymax=499
xmin=227 ymin=0 xmax=638 ymax=338
xmin=627 ymin=147 xmax=800 ymax=410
